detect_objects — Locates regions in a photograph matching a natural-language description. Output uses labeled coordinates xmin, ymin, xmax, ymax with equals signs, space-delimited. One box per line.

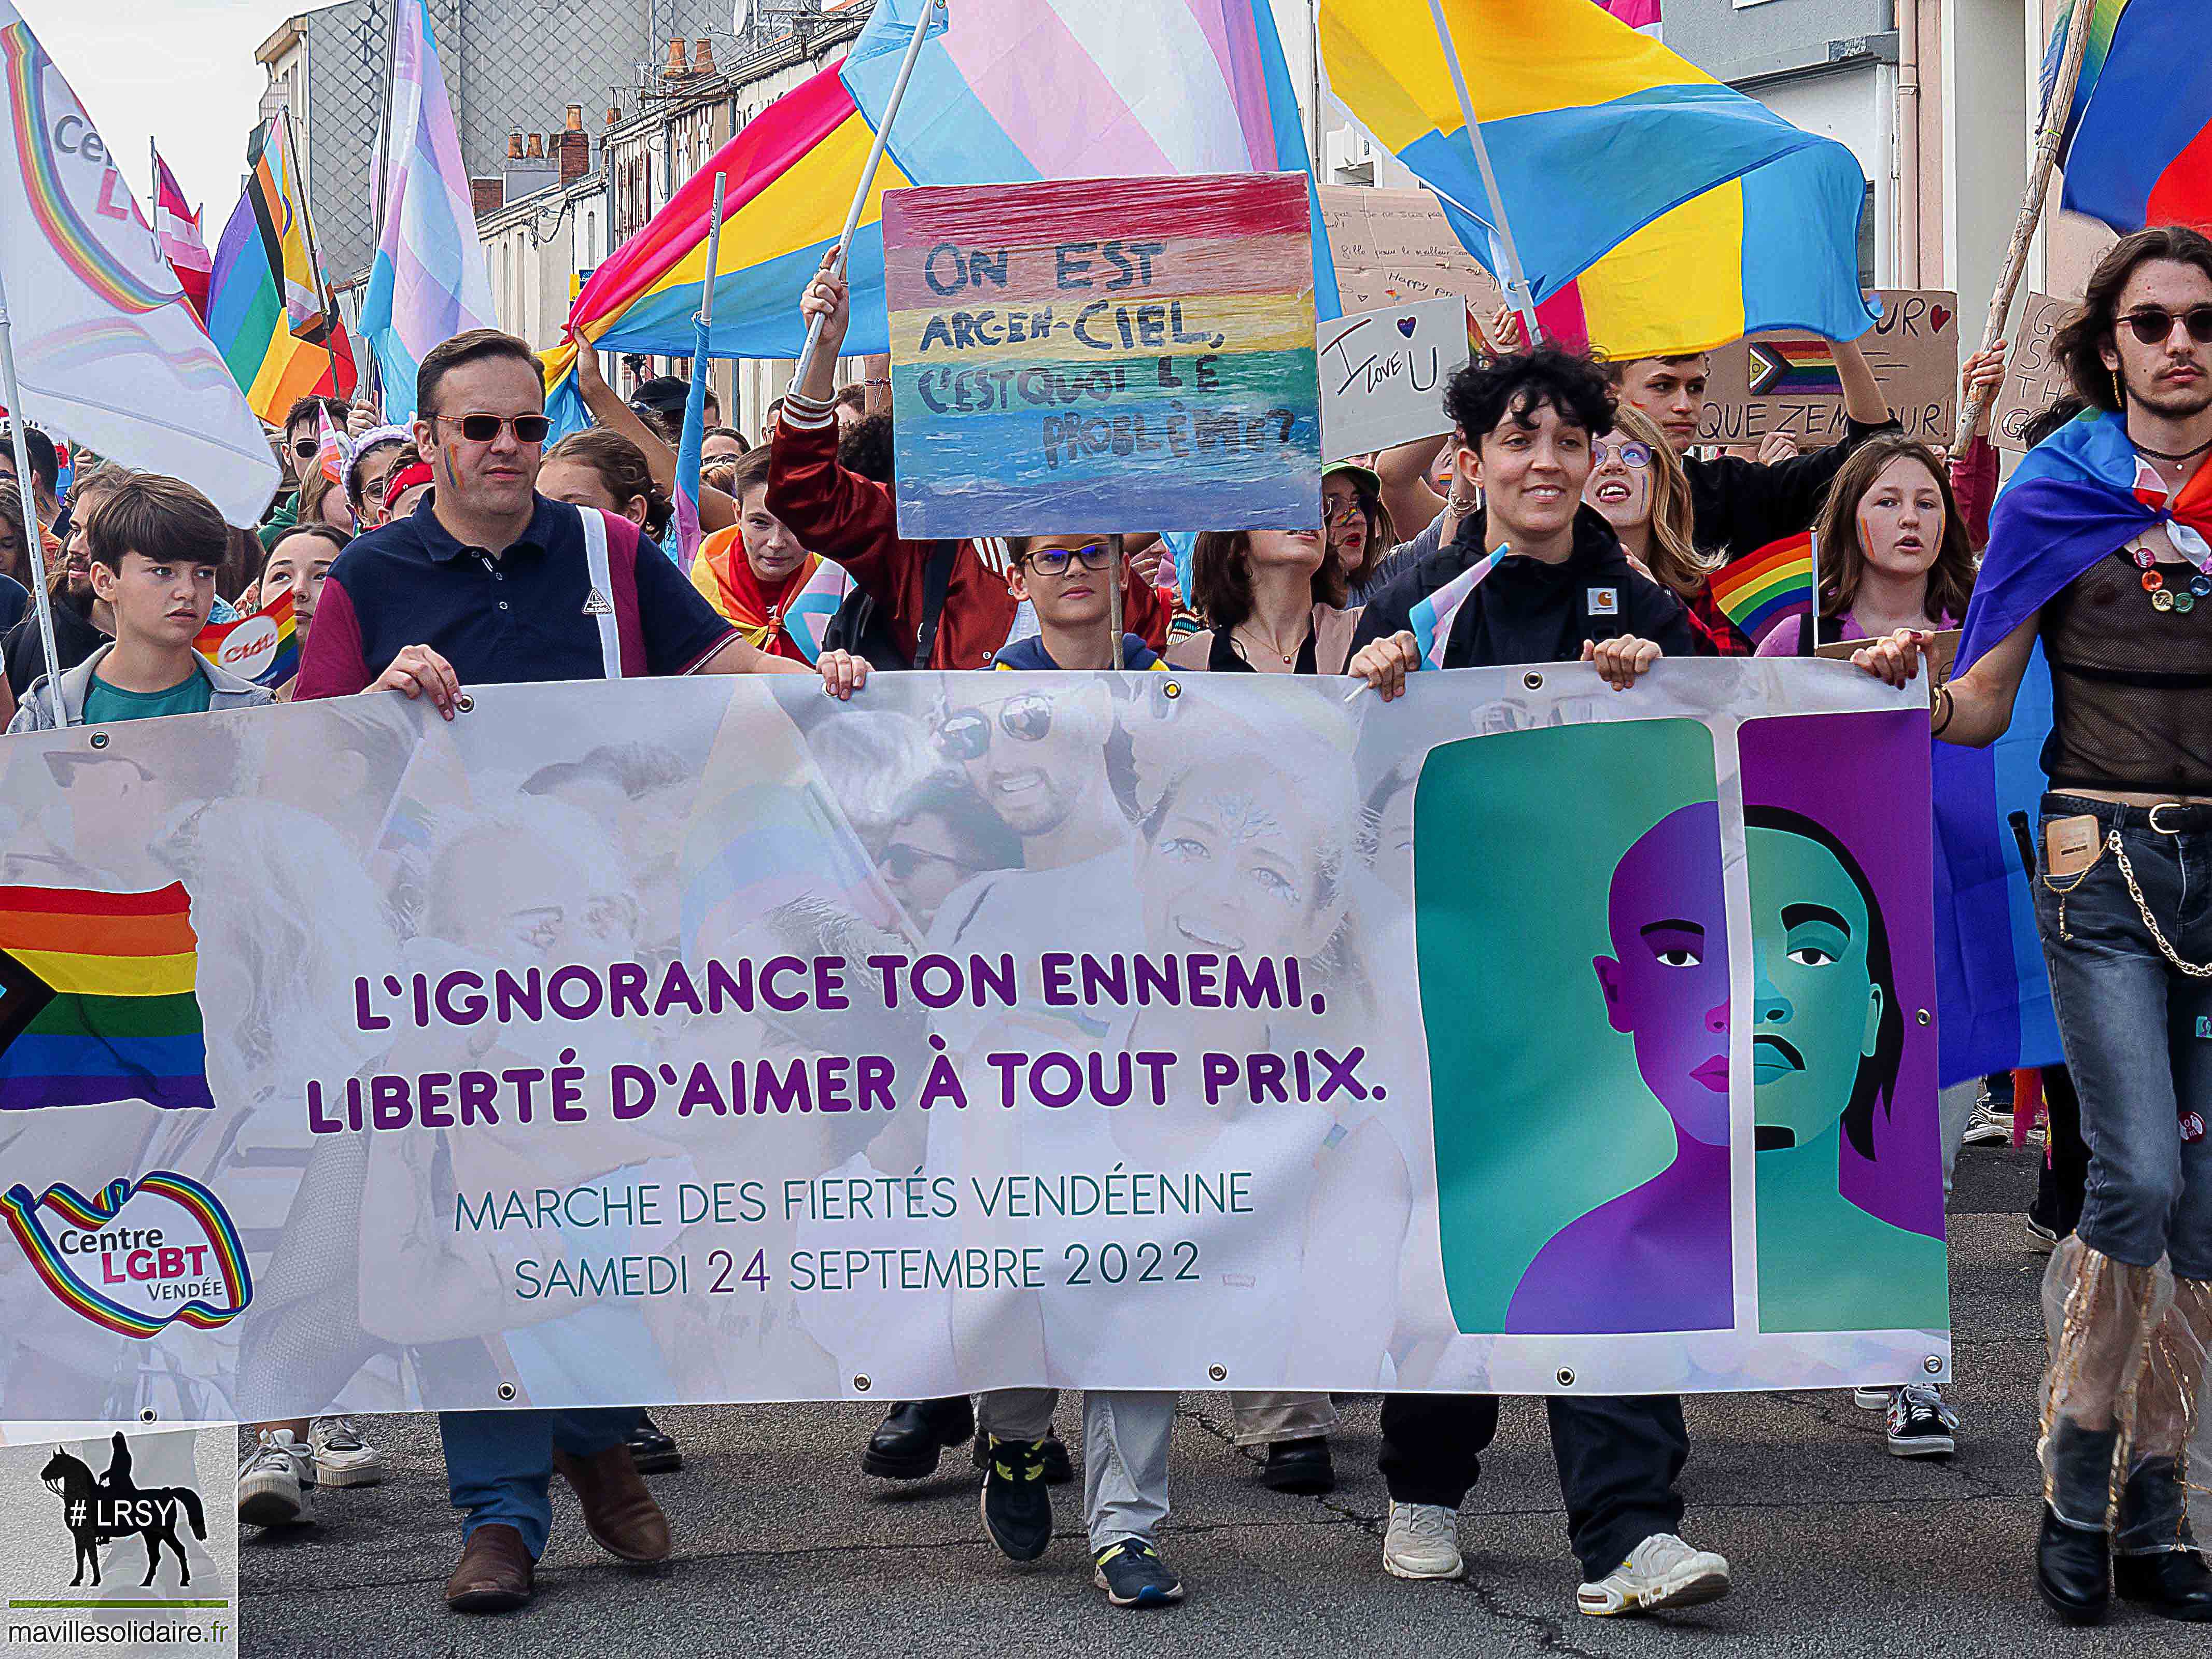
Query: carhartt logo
xmin=39 ymin=1432 xmax=206 ymax=1587
xmin=1588 ymin=587 xmax=1619 ymax=616
xmin=582 ymin=588 xmax=613 ymax=617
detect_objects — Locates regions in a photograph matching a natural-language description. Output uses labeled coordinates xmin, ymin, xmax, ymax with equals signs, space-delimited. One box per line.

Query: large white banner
xmin=0 ymin=665 xmax=1949 ymax=1423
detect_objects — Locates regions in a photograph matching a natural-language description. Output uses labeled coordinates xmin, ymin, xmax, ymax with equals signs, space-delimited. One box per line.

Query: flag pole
xmin=789 ymin=0 xmax=944 ymax=392
xmin=277 ymin=110 xmax=344 ymax=404
xmin=1952 ymin=0 xmax=2097 ymax=458
xmin=0 ymin=265 xmax=68 ymax=728
xmin=1422 ymin=0 xmax=1542 ymax=348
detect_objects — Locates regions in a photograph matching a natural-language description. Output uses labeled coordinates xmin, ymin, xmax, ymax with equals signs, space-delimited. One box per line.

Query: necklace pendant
xmin=2153 ymin=587 xmax=2178 ymax=612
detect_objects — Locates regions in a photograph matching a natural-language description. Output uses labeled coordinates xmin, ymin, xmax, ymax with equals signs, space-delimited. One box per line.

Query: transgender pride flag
xmin=360 ymin=0 xmax=494 ymax=419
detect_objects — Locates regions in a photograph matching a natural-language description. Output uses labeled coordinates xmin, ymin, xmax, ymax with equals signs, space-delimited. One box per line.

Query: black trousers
xmin=2030 ymin=1065 xmax=2089 ymax=1240
xmin=1378 ymin=1393 xmax=1688 ymax=1581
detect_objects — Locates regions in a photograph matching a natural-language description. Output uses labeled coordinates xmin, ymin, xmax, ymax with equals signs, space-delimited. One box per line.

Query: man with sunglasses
xmin=1854 ymin=227 xmax=2212 ymax=1626
xmin=291 ymin=327 xmax=864 ymax=1616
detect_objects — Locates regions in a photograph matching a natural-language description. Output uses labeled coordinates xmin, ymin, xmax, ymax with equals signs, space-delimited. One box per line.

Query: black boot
xmin=2037 ymin=1506 xmax=2111 ymax=1625
xmin=1260 ymin=1436 xmax=1335 ymax=1495
xmin=2115 ymin=1549 xmax=2212 ymax=1620
xmin=627 ymin=1413 xmax=681 ymax=1475
xmin=862 ymin=1397 xmax=975 ymax=1480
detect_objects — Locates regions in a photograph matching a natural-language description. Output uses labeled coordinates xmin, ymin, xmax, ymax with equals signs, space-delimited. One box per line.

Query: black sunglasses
xmin=935 ymin=693 xmax=1053 ymax=760
xmin=291 ymin=438 xmax=320 ymax=459
xmin=2121 ymin=306 xmax=2212 ymax=346
xmin=436 ymin=413 xmax=552 ymax=444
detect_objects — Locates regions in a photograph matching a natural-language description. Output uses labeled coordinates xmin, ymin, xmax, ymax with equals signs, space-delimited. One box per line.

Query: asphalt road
xmin=235 ymin=1141 xmax=2129 ymax=1659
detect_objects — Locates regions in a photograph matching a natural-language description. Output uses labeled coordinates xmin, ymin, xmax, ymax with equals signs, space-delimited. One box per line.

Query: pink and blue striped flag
xmin=360 ymin=0 xmax=494 ymax=419
xmin=1407 ymin=551 xmax=1500 ymax=669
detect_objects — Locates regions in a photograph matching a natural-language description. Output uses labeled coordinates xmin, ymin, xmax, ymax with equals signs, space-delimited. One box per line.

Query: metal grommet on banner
xmin=1924 ymin=1356 xmax=1943 ymax=1376
xmin=455 ymin=692 xmax=476 ymax=713
xmin=853 ymin=1374 xmax=872 ymax=1394
xmin=1556 ymin=1367 xmax=1576 ymax=1387
xmin=1524 ymin=671 xmax=1544 ymax=690
xmin=1207 ymin=1364 xmax=1227 ymax=1383
xmin=496 ymin=1382 xmax=516 ymax=1401
xmin=1916 ymin=1009 xmax=1932 ymax=1026
xmin=88 ymin=732 xmax=107 ymax=749
xmin=1162 ymin=680 xmax=1181 ymax=699
xmin=138 ymin=1408 xmax=157 ymax=1424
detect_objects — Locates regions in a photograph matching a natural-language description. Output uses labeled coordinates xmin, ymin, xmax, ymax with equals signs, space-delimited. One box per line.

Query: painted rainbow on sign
xmin=0 ymin=24 xmax=172 ymax=316
xmin=1708 ymin=530 xmax=1815 ymax=645
xmin=883 ymin=172 xmax=1320 ymax=536
xmin=2 ymin=1172 xmax=251 ymax=1338
xmin=1746 ymin=339 xmax=1843 ymax=398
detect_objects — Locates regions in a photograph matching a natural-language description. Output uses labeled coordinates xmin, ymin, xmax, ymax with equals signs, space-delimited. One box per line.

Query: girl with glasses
xmin=1582 ymin=405 xmax=1743 ymax=655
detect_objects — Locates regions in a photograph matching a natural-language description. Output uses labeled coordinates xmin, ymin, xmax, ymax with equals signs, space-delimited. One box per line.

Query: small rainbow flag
xmin=1708 ymin=530 xmax=1815 ymax=646
xmin=1746 ymin=339 xmax=1843 ymax=398
xmin=0 ymin=883 xmax=216 ymax=1114
xmin=194 ymin=588 xmax=297 ymax=687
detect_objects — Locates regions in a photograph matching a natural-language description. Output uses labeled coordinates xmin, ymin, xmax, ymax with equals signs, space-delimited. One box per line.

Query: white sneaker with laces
xmin=237 ymin=1428 xmax=315 ymax=1528
xmin=1578 ymin=1531 xmax=1731 ymax=1616
xmin=1383 ymin=1500 xmax=1463 ymax=1580
xmin=1885 ymin=1383 xmax=1959 ymax=1457
xmin=310 ymin=1415 xmax=386 ymax=1487
xmin=1851 ymin=1385 xmax=1892 ymax=1410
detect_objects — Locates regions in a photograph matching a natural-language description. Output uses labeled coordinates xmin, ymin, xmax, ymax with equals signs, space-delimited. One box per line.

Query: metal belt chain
xmin=2109 ymin=828 xmax=2212 ymax=978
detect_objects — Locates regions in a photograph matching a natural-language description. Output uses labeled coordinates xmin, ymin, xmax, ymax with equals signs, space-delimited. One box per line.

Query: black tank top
xmin=2040 ymin=548 xmax=2212 ymax=794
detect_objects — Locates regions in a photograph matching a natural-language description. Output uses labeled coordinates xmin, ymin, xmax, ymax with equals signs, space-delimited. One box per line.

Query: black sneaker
xmin=1886 ymin=1384 xmax=1957 ymax=1457
xmin=1260 ymin=1435 xmax=1335 ymax=1494
xmin=1094 ymin=1537 xmax=1185 ymax=1607
xmin=979 ymin=1435 xmax=1053 ymax=1562
xmin=973 ymin=1423 xmax=1076 ymax=1484
xmin=627 ymin=1414 xmax=682 ymax=1475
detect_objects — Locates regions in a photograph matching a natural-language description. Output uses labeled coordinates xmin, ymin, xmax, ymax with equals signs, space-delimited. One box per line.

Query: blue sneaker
xmin=1094 ymin=1537 xmax=1185 ymax=1607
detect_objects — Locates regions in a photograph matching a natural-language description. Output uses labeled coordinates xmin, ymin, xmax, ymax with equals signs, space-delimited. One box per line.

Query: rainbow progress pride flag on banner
xmin=0 ymin=883 xmax=216 ymax=1113
xmin=1707 ymin=530 xmax=1814 ymax=646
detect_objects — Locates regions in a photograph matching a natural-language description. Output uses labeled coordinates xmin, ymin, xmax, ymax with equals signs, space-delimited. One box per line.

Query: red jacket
xmin=765 ymin=415 xmax=1165 ymax=669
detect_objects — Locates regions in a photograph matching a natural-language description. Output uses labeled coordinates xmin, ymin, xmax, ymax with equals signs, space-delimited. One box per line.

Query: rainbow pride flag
xmin=194 ymin=588 xmax=297 ymax=687
xmin=0 ymin=883 xmax=216 ymax=1114
xmin=1745 ymin=339 xmax=1843 ymax=398
xmin=1322 ymin=0 xmax=1874 ymax=359
xmin=1707 ymin=530 xmax=1814 ymax=646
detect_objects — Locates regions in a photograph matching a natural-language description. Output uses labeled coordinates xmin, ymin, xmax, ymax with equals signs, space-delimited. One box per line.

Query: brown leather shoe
xmin=444 ymin=1522 xmax=533 ymax=1613
xmin=553 ymin=1443 xmax=672 ymax=1563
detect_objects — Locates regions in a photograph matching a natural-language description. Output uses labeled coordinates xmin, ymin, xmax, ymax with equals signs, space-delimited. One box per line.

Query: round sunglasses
xmin=935 ymin=693 xmax=1054 ymax=760
xmin=2120 ymin=306 xmax=2212 ymax=346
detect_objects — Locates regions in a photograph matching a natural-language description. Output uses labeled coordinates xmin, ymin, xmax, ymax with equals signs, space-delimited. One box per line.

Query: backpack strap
xmin=912 ymin=540 xmax=959 ymax=667
xmin=577 ymin=505 xmax=622 ymax=680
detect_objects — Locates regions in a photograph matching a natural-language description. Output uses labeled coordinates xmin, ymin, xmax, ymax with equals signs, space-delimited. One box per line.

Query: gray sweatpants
xmin=978 ymin=1387 xmax=1176 ymax=1551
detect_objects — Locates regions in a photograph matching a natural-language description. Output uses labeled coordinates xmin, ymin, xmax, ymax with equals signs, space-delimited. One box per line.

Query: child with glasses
xmin=991 ymin=536 xmax=1166 ymax=671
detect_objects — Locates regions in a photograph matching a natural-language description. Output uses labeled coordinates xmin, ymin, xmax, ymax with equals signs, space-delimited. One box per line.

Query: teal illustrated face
xmin=1746 ymin=823 xmax=1885 ymax=1151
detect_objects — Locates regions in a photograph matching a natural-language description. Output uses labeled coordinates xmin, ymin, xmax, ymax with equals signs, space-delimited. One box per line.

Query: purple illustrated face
xmin=1592 ymin=802 xmax=1730 ymax=1147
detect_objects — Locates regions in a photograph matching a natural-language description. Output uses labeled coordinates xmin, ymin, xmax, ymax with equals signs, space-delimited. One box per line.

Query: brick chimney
xmin=471 ymin=177 xmax=503 ymax=218
xmin=661 ymin=38 xmax=690 ymax=79
xmin=558 ymin=107 xmax=590 ymax=184
xmin=694 ymin=38 xmax=717 ymax=77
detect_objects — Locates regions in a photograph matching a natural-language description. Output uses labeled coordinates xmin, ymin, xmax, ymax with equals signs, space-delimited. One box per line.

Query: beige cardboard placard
xmin=1990 ymin=291 xmax=2077 ymax=451
xmin=1816 ymin=627 xmax=1960 ymax=705
xmin=1318 ymin=185 xmax=1504 ymax=318
xmin=1703 ymin=291 xmax=1960 ymax=447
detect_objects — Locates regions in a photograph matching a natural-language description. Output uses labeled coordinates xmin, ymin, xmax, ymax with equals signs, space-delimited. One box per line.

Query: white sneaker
xmin=310 ymin=1415 xmax=386 ymax=1488
xmin=1383 ymin=1500 xmax=1463 ymax=1580
xmin=1578 ymin=1531 xmax=1731 ymax=1616
xmin=237 ymin=1428 xmax=316 ymax=1528
xmin=1852 ymin=1385 xmax=1893 ymax=1410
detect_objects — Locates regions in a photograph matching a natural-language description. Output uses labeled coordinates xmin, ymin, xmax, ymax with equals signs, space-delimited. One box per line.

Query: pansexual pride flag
xmin=2049 ymin=1 xmax=2212 ymax=233
xmin=544 ymin=0 xmax=1332 ymax=431
xmin=194 ymin=588 xmax=297 ymax=687
xmin=0 ymin=883 xmax=216 ymax=1114
xmin=1322 ymin=0 xmax=1873 ymax=359
xmin=1707 ymin=530 xmax=1814 ymax=646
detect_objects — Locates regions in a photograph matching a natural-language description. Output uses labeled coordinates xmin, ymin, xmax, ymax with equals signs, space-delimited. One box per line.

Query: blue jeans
xmin=2033 ymin=794 xmax=2212 ymax=1280
xmin=440 ymin=1407 xmax=642 ymax=1558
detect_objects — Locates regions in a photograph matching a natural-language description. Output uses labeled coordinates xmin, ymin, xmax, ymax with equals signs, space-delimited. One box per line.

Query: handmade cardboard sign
xmin=1818 ymin=628 xmax=1960 ymax=704
xmin=1318 ymin=296 xmax=1469 ymax=461
xmin=1989 ymin=292 xmax=2076 ymax=452
xmin=1701 ymin=291 xmax=1960 ymax=447
xmin=1317 ymin=185 xmax=1504 ymax=316
xmin=882 ymin=173 xmax=1321 ymax=537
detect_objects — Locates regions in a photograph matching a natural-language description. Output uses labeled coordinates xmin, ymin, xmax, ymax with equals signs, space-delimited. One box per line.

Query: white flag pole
xmin=788 ymin=0 xmax=944 ymax=392
xmin=1422 ymin=0 xmax=1542 ymax=348
xmin=0 ymin=264 xmax=67 ymax=727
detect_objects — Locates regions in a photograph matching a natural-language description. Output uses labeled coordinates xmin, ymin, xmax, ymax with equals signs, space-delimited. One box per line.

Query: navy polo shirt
xmin=293 ymin=490 xmax=735 ymax=699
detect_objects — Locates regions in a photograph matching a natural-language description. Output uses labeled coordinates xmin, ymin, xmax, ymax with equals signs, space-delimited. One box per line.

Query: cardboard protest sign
xmin=882 ymin=173 xmax=1320 ymax=537
xmin=1819 ymin=628 xmax=1960 ymax=703
xmin=1990 ymin=292 xmax=2076 ymax=451
xmin=1317 ymin=185 xmax=1504 ymax=316
xmin=1702 ymin=291 xmax=1960 ymax=447
xmin=1318 ymin=296 xmax=1470 ymax=461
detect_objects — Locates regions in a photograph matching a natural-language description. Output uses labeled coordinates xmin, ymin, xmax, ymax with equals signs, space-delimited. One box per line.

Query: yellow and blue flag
xmin=1320 ymin=0 xmax=1875 ymax=357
